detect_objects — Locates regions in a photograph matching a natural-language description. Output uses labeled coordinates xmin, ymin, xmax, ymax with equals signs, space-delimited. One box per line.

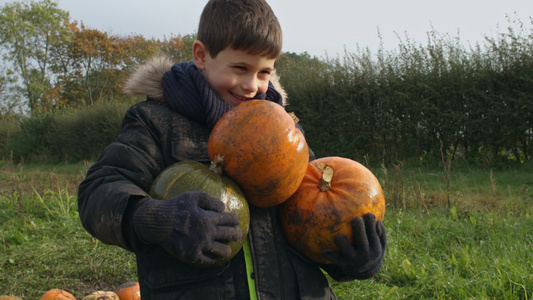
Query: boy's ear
xmin=193 ymin=40 xmax=208 ymax=70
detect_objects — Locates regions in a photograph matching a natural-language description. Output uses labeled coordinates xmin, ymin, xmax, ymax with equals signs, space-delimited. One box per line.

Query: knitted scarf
xmin=162 ymin=61 xmax=283 ymax=129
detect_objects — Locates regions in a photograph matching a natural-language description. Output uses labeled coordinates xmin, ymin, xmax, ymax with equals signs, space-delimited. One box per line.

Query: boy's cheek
xmin=214 ymin=76 xmax=237 ymax=91
xmin=258 ymin=81 xmax=270 ymax=94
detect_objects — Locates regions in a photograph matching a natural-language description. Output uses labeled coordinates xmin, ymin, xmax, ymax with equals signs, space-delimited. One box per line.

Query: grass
xmin=0 ymin=159 xmax=137 ymax=299
xmin=329 ymin=209 xmax=533 ymax=299
xmin=330 ymin=162 xmax=533 ymax=299
xmin=0 ymin=159 xmax=532 ymax=299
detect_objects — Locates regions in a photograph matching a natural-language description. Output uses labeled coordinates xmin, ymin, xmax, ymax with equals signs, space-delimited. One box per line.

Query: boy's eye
xmin=233 ymin=66 xmax=247 ymax=71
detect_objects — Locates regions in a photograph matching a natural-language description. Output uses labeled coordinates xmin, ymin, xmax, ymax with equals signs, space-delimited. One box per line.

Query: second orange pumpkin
xmin=280 ymin=156 xmax=386 ymax=264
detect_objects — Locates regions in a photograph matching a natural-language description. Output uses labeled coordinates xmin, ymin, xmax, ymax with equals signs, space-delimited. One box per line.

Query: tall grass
xmin=377 ymin=161 xmax=532 ymax=215
xmin=330 ymin=161 xmax=533 ymax=299
xmin=0 ymin=159 xmax=531 ymax=299
xmin=0 ymin=159 xmax=137 ymax=299
xmin=330 ymin=208 xmax=533 ymax=299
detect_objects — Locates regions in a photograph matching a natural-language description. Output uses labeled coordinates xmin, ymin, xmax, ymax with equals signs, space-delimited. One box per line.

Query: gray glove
xmin=321 ymin=213 xmax=386 ymax=280
xmin=133 ymin=191 xmax=242 ymax=265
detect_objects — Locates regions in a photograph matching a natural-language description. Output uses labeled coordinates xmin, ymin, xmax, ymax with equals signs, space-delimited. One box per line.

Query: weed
xmin=32 ymin=186 xmax=77 ymax=219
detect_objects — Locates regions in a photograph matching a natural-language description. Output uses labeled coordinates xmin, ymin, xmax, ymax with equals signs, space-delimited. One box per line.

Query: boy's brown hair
xmin=197 ymin=0 xmax=282 ymax=59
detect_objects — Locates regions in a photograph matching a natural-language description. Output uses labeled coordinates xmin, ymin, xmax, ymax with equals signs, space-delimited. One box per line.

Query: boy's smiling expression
xmin=193 ymin=40 xmax=276 ymax=107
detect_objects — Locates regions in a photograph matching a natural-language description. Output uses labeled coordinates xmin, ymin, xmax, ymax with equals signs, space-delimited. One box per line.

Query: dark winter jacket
xmin=78 ymin=57 xmax=342 ymax=299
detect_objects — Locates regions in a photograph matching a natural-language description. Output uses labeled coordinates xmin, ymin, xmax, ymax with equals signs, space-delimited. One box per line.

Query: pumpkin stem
xmin=209 ymin=155 xmax=225 ymax=175
xmin=316 ymin=162 xmax=333 ymax=192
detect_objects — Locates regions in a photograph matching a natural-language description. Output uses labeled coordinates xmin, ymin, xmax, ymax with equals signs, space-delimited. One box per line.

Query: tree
xmin=158 ymin=33 xmax=195 ymax=63
xmin=0 ymin=61 xmax=22 ymax=116
xmin=0 ymin=0 xmax=71 ymax=113
xmin=61 ymin=22 xmax=123 ymax=105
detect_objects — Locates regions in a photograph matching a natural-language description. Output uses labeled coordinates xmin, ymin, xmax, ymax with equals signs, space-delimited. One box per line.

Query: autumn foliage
xmin=0 ymin=0 xmax=194 ymax=112
xmin=51 ymin=21 xmax=194 ymax=108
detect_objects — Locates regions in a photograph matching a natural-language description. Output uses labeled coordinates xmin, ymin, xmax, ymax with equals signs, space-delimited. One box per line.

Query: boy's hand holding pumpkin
xmin=133 ymin=191 xmax=243 ymax=265
xmin=321 ymin=213 xmax=387 ymax=280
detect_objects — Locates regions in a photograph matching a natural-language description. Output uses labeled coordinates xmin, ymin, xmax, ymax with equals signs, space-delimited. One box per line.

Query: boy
xmin=78 ymin=0 xmax=386 ymax=299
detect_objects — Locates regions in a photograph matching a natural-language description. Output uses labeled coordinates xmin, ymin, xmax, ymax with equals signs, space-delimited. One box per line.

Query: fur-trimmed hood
xmin=123 ymin=56 xmax=288 ymax=106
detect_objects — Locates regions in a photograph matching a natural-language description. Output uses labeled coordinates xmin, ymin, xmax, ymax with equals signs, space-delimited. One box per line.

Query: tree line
xmin=276 ymin=19 xmax=533 ymax=165
xmin=0 ymin=0 xmax=194 ymax=114
xmin=0 ymin=0 xmax=531 ymax=166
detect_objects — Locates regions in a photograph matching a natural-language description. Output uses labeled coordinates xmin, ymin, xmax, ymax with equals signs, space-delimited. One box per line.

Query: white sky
xmin=2 ymin=0 xmax=533 ymax=58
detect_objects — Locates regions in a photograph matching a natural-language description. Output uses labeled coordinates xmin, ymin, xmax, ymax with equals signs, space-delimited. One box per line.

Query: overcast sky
xmin=2 ymin=0 xmax=533 ymax=58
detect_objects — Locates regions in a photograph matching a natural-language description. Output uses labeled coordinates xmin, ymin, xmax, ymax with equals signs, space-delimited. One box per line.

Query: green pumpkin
xmin=149 ymin=158 xmax=250 ymax=267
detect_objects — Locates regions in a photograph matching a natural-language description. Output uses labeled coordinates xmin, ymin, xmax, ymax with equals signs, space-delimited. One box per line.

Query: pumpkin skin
xmin=208 ymin=100 xmax=309 ymax=207
xmin=0 ymin=296 xmax=23 ymax=300
xmin=113 ymin=282 xmax=140 ymax=300
xmin=280 ymin=156 xmax=385 ymax=264
xmin=149 ymin=159 xmax=250 ymax=267
xmin=40 ymin=289 xmax=76 ymax=300
xmin=81 ymin=291 xmax=118 ymax=300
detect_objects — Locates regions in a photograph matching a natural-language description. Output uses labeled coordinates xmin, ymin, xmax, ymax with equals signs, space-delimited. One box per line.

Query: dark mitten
xmin=133 ymin=191 xmax=242 ymax=265
xmin=321 ymin=213 xmax=386 ymax=280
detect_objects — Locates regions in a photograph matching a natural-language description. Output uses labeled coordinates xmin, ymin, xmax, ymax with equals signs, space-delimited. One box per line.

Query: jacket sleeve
xmin=78 ymin=102 xmax=166 ymax=252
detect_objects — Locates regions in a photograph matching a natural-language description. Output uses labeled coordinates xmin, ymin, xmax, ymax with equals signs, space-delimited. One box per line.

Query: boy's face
xmin=193 ymin=41 xmax=276 ymax=107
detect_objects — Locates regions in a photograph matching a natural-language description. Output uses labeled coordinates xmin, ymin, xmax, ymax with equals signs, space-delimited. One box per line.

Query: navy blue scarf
xmin=162 ymin=61 xmax=283 ymax=129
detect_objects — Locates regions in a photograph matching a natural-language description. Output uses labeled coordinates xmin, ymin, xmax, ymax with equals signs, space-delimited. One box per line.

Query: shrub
xmin=47 ymin=100 xmax=132 ymax=162
xmin=2 ymin=99 xmax=135 ymax=162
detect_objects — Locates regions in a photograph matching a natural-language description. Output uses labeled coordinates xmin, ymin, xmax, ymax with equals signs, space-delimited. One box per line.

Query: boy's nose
xmin=241 ymin=75 xmax=259 ymax=94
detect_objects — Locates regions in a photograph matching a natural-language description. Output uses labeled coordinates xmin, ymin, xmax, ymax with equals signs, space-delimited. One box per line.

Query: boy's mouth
xmin=231 ymin=92 xmax=253 ymax=103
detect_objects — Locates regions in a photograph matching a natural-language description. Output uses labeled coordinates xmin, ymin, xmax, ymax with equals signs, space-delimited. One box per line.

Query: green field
xmin=0 ymin=159 xmax=532 ymax=299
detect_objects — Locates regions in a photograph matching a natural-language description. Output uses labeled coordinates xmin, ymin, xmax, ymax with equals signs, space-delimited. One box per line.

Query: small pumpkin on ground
xmin=114 ymin=281 xmax=140 ymax=300
xmin=81 ymin=291 xmax=118 ymax=300
xmin=208 ymin=100 xmax=309 ymax=208
xmin=280 ymin=156 xmax=386 ymax=264
xmin=39 ymin=289 xmax=76 ymax=300
xmin=149 ymin=158 xmax=250 ymax=266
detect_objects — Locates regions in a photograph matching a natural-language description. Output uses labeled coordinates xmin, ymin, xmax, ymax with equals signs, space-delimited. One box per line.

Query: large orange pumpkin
xmin=113 ymin=282 xmax=140 ymax=300
xmin=40 ymin=289 xmax=76 ymax=300
xmin=208 ymin=100 xmax=309 ymax=207
xmin=149 ymin=158 xmax=249 ymax=267
xmin=280 ymin=156 xmax=385 ymax=264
